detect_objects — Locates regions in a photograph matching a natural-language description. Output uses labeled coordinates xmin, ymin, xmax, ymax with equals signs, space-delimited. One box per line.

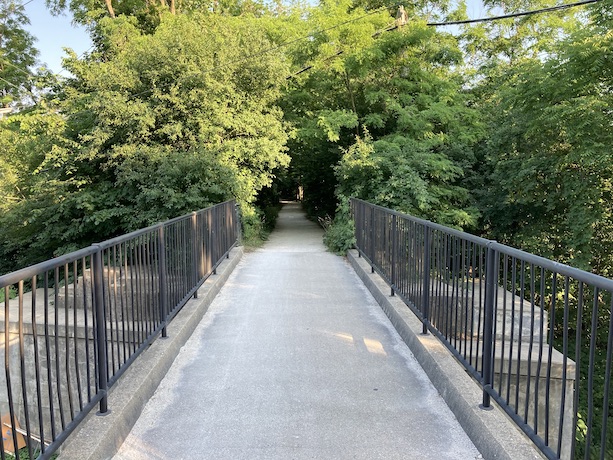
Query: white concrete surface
xmin=113 ymin=202 xmax=481 ymax=460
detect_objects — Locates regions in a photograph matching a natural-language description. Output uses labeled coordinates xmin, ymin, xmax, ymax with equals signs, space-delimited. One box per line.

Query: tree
xmin=45 ymin=0 xmax=281 ymax=32
xmin=0 ymin=0 xmax=39 ymax=107
xmin=0 ymin=108 xmax=78 ymax=272
xmin=0 ymin=13 xmax=290 ymax=273
xmin=280 ymin=1 xmax=482 ymax=229
xmin=279 ymin=0 xmax=391 ymax=218
xmin=335 ymin=21 xmax=482 ymax=228
xmin=475 ymin=3 xmax=613 ymax=273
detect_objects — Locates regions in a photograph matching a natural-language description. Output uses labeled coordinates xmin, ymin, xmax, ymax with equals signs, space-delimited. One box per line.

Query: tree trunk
xmin=170 ymin=0 xmax=175 ymax=14
xmin=104 ymin=0 xmax=115 ymax=18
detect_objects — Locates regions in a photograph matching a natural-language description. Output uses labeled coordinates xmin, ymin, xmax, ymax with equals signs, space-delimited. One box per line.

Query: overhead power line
xmin=288 ymin=0 xmax=601 ymax=77
xmin=6 ymin=0 xmax=603 ymax=105
xmin=427 ymin=0 xmax=600 ymax=26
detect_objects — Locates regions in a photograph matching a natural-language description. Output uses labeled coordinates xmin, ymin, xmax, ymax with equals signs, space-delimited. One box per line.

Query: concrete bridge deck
xmin=111 ymin=202 xmax=480 ymax=460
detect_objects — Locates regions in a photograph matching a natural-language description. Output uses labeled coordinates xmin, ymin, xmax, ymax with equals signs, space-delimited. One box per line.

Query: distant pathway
xmin=113 ymin=202 xmax=480 ymax=460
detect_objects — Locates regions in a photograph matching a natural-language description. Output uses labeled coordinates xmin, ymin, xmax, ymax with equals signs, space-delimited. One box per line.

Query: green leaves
xmin=0 ymin=0 xmax=39 ymax=107
xmin=61 ymin=13 xmax=291 ymax=204
xmin=282 ymin=12 xmax=483 ymax=226
xmin=317 ymin=109 xmax=359 ymax=142
xmin=474 ymin=13 xmax=613 ymax=272
xmin=0 ymin=12 xmax=292 ymax=273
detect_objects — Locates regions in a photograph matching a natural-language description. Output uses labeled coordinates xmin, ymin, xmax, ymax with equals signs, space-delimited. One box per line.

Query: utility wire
xmin=288 ymin=0 xmax=600 ymax=77
xmin=10 ymin=1 xmax=397 ymax=100
xmin=204 ymin=0 xmax=601 ymax=79
xmin=6 ymin=0 xmax=602 ymax=103
xmin=0 ymin=75 xmax=25 ymax=92
xmin=427 ymin=0 xmax=600 ymax=26
xmin=56 ymin=45 xmax=95 ymax=76
xmin=125 ymin=2 xmax=402 ymax=99
xmin=1 ymin=58 xmax=38 ymax=78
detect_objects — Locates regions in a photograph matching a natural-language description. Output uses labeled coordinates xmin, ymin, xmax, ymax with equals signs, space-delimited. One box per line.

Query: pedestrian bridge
xmin=1 ymin=200 xmax=610 ymax=460
xmin=110 ymin=202 xmax=483 ymax=460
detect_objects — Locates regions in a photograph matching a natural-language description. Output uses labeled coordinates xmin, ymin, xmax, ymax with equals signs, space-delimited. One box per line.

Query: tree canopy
xmin=0 ymin=12 xmax=290 ymax=271
xmin=0 ymin=1 xmax=612 ymax=455
xmin=0 ymin=0 xmax=40 ymax=107
xmin=0 ymin=0 xmax=610 ymax=278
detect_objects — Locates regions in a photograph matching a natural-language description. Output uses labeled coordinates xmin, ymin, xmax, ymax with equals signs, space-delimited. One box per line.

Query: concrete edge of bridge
xmin=59 ymin=246 xmax=244 ymax=460
xmin=347 ymin=249 xmax=546 ymax=460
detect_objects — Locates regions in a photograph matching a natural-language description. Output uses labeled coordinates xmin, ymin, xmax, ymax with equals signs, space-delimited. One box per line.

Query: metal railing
xmin=0 ymin=200 xmax=238 ymax=460
xmin=351 ymin=198 xmax=613 ymax=460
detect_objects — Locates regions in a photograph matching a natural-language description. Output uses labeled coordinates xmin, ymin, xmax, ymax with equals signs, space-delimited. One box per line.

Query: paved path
xmin=113 ymin=202 xmax=480 ymax=460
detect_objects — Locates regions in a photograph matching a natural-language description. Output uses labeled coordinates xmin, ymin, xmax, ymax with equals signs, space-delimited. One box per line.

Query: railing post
xmin=350 ymin=199 xmax=356 ymax=253
xmin=226 ymin=203 xmax=231 ymax=258
xmin=370 ymin=205 xmax=375 ymax=273
xmin=481 ymin=243 xmax=498 ymax=409
xmin=235 ymin=202 xmax=241 ymax=245
xmin=191 ymin=212 xmax=199 ymax=299
xmin=213 ymin=208 xmax=218 ymax=275
xmin=422 ymin=225 xmax=431 ymax=335
xmin=158 ymin=226 xmax=168 ymax=338
xmin=391 ymin=214 xmax=397 ymax=296
xmin=92 ymin=246 xmax=109 ymax=414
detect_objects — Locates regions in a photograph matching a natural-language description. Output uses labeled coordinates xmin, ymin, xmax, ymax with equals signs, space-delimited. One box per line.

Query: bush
xmin=322 ymin=205 xmax=356 ymax=255
xmin=239 ymin=203 xmax=282 ymax=249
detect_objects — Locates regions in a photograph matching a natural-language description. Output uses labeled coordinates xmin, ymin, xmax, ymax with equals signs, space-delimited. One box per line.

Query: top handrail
xmin=0 ymin=201 xmax=234 ymax=289
xmin=353 ymin=197 xmax=613 ymax=292
xmin=0 ymin=246 xmax=97 ymax=288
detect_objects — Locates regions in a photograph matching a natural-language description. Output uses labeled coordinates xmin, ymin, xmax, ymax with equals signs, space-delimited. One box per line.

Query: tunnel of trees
xmin=1 ymin=0 xmax=611 ymax=274
xmin=0 ymin=0 xmax=612 ymax=456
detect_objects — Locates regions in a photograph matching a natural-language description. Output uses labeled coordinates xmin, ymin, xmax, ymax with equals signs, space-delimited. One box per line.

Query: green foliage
xmin=475 ymin=25 xmax=613 ymax=273
xmin=322 ymin=200 xmax=355 ymax=255
xmin=282 ymin=10 xmax=483 ymax=228
xmin=465 ymin=4 xmax=613 ymax=456
xmin=0 ymin=12 xmax=290 ymax=273
xmin=239 ymin=205 xmax=274 ymax=248
xmin=0 ymin=0 xmax=611 ymax=456
xmin=63 ymin=13 xmax=291 ymax=204
xmin=278 ymin=0 xmax=390 ymax=220
xmin=0 ymin=286 xmax=16 ymax=303
xmin=333 ymin=23 xmax=482 ymax=229
xmin=0 ymin=0 xmax=40 ymax=107
xmin=4 ymin=446 xmax=57 ymax=460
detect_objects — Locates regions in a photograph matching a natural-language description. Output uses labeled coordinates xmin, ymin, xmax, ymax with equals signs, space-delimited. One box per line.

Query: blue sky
xmin=23 ymin=1 xmax=93 ymax=75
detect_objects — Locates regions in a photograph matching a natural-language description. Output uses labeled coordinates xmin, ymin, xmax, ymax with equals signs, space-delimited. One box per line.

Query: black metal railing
xmin=351 ymin=198 xmax=613 ymax=460
xmin=0 ymin=200 xmax=238 ymax=460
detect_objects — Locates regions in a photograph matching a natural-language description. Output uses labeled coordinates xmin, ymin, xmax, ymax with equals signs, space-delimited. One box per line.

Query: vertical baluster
xmin=92 ymin=247 xmax=109 ymax=415
xmin=158 ymin=225 xmax=168 ymax=338
xmin=481 ymin=244 xmax=498 ymax=409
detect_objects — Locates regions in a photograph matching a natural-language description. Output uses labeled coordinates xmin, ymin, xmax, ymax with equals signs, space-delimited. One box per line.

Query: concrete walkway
xmin=113 ymin=202 xmax=480 ymax=460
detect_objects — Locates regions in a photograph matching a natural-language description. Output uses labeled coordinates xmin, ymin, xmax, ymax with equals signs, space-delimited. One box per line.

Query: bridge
xmin=105 ymin=202 xmax=482 ymax=460
xmin=1 ymin=200 xmax=611 ymax=459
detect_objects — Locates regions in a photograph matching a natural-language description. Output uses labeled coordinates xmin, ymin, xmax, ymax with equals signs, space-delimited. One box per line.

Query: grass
xmin=5 ymin=447 xmax=58 ymax=460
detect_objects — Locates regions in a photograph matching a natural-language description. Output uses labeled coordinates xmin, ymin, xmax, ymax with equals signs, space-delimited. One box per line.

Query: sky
xmin=23 ymin=1 xmax=93 ymax=75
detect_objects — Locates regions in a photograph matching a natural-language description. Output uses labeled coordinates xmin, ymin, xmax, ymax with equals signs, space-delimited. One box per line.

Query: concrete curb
xmin=59 ymin=246 xmax=244 ymax=460
xmin=347 ymin=249 xmax=544 ymax=460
